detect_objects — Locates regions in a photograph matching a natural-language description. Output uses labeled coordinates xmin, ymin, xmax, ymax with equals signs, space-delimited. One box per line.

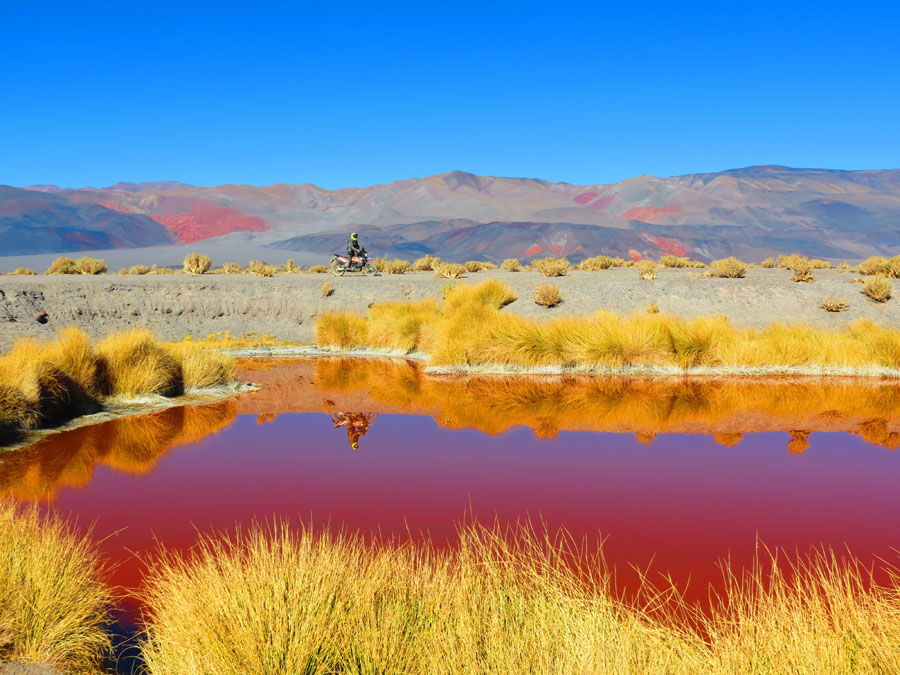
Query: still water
xmin=3 ymin=357 xmax=900 ymax=619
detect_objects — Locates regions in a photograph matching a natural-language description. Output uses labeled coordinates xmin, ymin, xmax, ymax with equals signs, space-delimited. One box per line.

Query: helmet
xmin=352 ymin=441 xmax=359 ymax=450
xmin=351 ymin=232 xmax=358 ymax=240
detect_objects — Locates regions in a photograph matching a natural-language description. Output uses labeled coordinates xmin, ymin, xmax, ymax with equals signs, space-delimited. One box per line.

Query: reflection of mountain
xmin=235 ymin=358 xmax=900 ymax=451
xmin=0 ymin=400 xmax=236 ymax=500
xmin=7 ymin=165 xmax=900 ymax=260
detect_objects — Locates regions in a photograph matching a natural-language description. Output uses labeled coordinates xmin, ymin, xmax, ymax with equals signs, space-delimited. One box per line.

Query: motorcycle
xmin=330 ymin=251 xmax=377 ymax=276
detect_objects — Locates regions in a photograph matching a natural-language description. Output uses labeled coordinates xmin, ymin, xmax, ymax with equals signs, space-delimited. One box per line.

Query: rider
xmin=346 ymin=232 xmax=365 ymax=259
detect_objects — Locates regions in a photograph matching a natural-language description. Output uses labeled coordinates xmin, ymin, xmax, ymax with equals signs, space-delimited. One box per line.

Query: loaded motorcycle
xmin=330 ymin=251 xmax=377 ymax=276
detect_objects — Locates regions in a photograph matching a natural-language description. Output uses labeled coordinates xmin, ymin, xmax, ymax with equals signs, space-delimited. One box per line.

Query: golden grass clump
xmin=790 ymin=259 xmax=815 ymax=282
xmin=501 ymin=258 xmax=521 ymax=272
xmin=636 ymin=260 xmax=658 ymax=279
xmin=222 ymin=262 xmax=242 ymax=274
xmin=321 ymin=281 xmax=333 ymax=298
xmin=0 ymin=502 xmax=111 ymax=671
xmin=761 ymin=257 xmax=776 ymax=268
xmin=183 ymin=252 xmax=212 ymax=275
xmin=75 ymin=257 xmax=107 ymax=275
xmin=128 ymin=264 xmax=150 ymax=275
xmin=534 ymin=283 xmax=561 ymax=308
xmin=711 ymin=257 xmax=747 ymax=278
xmin=95 ymin=328 xmax=183 ymax=397
xmin=315 ymin=312 xmax=369 ymax=350
xmin=279 ymin=258 xmax=298 ymax=273
xmin=647 ymin=301 xmax=660 ymax=314
xmin=44 ymin=257 xmax=78 ymax=274
xmin=464 ymin=260 xmax=489 ymax=272
xmin=443 ymin=279 xmax=517 ymax=311
xmin=163 ymin=342 xmax=236 ymax=389
xmin=149 ymin=265 xmax=174 ymax=274
xmin=533 ymin=257 xmax=570 ymax=277
xmin=306 ymin=264 xmax=329 ymax=274
xmin=367 ymin=300 xmax=441 ymax=353
xmin=12 ymin=267 xmax=36 ymax=275
xmin=576 ymin=255 xmax=614 ymax=271
xmin=862 ymin=276 xmax=892 ymax=303
xmin=413 ymin=254 xmax=442 ymax=271
xmin=659 ymin=255 xmax=692 ymax=268
xmin=858 ymin=256 xmax=889 ymax=276
xmin=435 ymin=263 xmax=466 ymax=279
xmin=819 ymin=297 xmax=849 ymax=312
xmin=254 ymin=264 xmax=277 ymax=277
xmin=384 ymin=259 xmax=409 ymax=274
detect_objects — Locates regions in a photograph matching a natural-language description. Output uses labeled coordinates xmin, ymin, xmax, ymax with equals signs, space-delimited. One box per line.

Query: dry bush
xmin=611 ymin=257 xmax=632 ymax=267
xmin=321 ymin=282 xmax=333 ymax=297
xmin=45 ymin=257 xmax=79 ymax=274
xmin=12 ymin=267 xmax=36 ymax=275
xmin=809 ymin=259 xmax=832 ymax=269
xmin=858 ymin=256 xmax=889 ymax=276
xmin=95 ymin=328 xmax=183 ymax=397
xmin=576 ymin=256 xmax=614 ymax=271
xmin=222 ymin=262 xmax=242 ymax=274
xmin=183 ymin=252 xmax=212 ymax=275
xmin=413 ymin=254 xmax=442 ymax=272
xmin=659 ymin=255 xmax=692 ymax=268
xmin=711 ymin=257 xmax=747 ymax=278
xmin=315 ymin=312 xmax=369 ymax=349
xmin=533 ymin=257 xmax=570 ymax=277
xmin=128 ymin=264 xmax=150 ymax=275
xmin=435 ymin=263 xmax=466 ymax=279
xmin=164 ymin=343 xmax=236 ymax=389
xmin=0 ymin=502 xmax=112 ymax=670
xmin=761 ymin=257 xmax=776 ymax=268
xmin=862 ymin=276 xmax=892 ymax=303
xmin=790 ymin=260 xmax=815 ymax=282
xmin=647 ymin=301 xmax=660 ymax=314
xmin=149 ymin=265 xmax=174 ymax=274
xmin=306 ymin=264 xmax=329 ymax=274
xmin=777 ymin=254 xmax=805 ymax=270
xmin=819 ymin=297 xmax=849 ymax=312
xmin=501 ymin=258 xmax=521 ymax=272
xmin=534 ymin=283 xmax=562 ymax=308
xmin=443 ymin=280 xmax=517 ymax=311
xmin=255 ymin=264 xmax=277 ymax=277
xmin=367 ymin=300 xmax=442 ymax=353
xmin=75 ymin=257 xmax=107 ymax=275
xmin=388 ymin=259 xmax=410 ymax=274
xmin=636 ymin=261 xmax=658 ymax=280
xmin=279 ymin=259 xmax=298 ymax=273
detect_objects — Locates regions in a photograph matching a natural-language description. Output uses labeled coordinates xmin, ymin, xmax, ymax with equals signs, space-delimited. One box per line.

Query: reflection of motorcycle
xmin=331 ymin=412 xmax=378 ymax=450
xmin=330 ymin=252 xmax=377 ymax=276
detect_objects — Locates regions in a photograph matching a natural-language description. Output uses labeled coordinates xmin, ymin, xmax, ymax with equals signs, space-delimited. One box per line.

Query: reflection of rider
xmin=346 ymin=232 xmax=365 ymax=259
xmin=331 ymin=412 xmax=377 ymax=450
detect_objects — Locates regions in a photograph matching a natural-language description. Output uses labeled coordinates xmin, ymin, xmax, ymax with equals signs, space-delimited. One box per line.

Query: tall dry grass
xmin=314 ymin=280 xmax=900 ymax=374
xmin=0 ymin=502 xmax=111 ymax=671
xmin=138 ymin=520 xmax=900 ymax=675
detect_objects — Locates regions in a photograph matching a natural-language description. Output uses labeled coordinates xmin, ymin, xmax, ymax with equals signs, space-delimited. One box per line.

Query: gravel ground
xmin=0 ymin=268 xmax=897 ymax=351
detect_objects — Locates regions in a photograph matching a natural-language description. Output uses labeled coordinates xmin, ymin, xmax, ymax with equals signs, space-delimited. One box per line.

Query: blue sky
xmin=1 ymin=1 xmax=897 ymax=189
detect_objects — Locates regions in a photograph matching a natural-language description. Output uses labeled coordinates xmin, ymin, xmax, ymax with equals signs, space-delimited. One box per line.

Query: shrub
xmin=636 ymin=261 xmax=658 ymax=280
xmin=443 ymin=280 xmax=517 ymax=311
xmin=75 ymin=257 xmax=107 ymax=275
xmin=711 ymin=257 xmax=747 ymax=278
xmin=95 ymin=328 xmax=183 ymax=397
xmin=45 ymin=257 xmax=78 ymax=274
xmin=777 ymin=254 xmax=805 ymax=270
xmin=647 ymin=301 xmax=660 ymax=314
xmin=501 ymin=258 xmax=521 ymax=272
xmin=819 ymin=297 xmax=849 ymax=312
xmin=255 ymin=264 xmax=277 ymax=277
xmin=790 ymin=259 xmax=815 ymax=282
xmin=164 ymin=343 xmax=236 ymax=389
xmin=534 ymin=284 xmax=561 ymax=308
xmin=858 ymin=256 xmax=889 ymax=276
xmin=862 ymin=276 xmax=892 ymax=303
xmin=321 ymin=282 xmax=333 ymax=297
xmin=809 ymin=258 xmax=832 ymax=269
xmin=533 ymin=257 xmax=570 ymax=277
xmin=367 ymin=300 xmax=441 ymax=353
xmin=222 ymin=262 xmax=242 ymax=274
xmin=659 ymin=255 xmax=691 ymax=268
xmin=12 ymin=267 xmax=35 ymax=275
xmin=306 ymin=264 xmax=329 ymax=274
xmin=129 ymin=264 xmax=150 ymax=275
xmin=183 ymin=252 xmax=212 ymax=275
xmin=316 ymin=312 xmax=369 ymax=349
xmin=435 ymin=263 xmax=466 ymax=279
xmin=149 ymin=265 xmax=174 ymax=274
xmin=576 ymin=256 xmax=614 ymax=271
xmin=388 ymin=259 xmax=410 ymax=274
xmin=279 ymin=259 xmax=298 ymax=273
xmin=0 ymin=502 xmax=112 ymax=670
xmin=413 ymin=254 xmax=442 ymax=272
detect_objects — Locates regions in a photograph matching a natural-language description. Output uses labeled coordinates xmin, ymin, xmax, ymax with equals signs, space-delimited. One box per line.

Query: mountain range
xmin=3 ymin=166 xmax=900 ymax=263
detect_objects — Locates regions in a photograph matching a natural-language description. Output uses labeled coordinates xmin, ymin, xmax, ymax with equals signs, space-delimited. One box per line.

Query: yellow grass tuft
xmin=413 ymin=254 xmax=442 ymax=271
xmin=819 ymin=296 xmax=849 ymax=312
xmin=44 ymin=257 xmax=79 ymax=274
xmin=163 ymin=342 xmax=236 ymax=389
xmin=222 ymin=262 xmax=242 ymax=274
xmin=711 ymin=257 xmax=747 ymax=278
xmin=75 ymin=257 xmax=107 ymax=275
xmin=434 ymin=263 xmax=466 ymax=279
xmin=367 ymin=300 xmax=441 ymax=353
xmin=501 ymin=258 xmax=521 ymax=272
xmin=387 ymin=259 xmax=411 ymax=274
xmin=533 ymin=257 xmax=570 ymax=277
xmin=790 ymin=258 xmax=815 ymax=282
xmin=534 ymin=283 xmax=561 ymax=308
xmin=321 ymin=281 xmax=333 ymax=297
xmin=183 ymin=252 xmax=212 ymax=275
xmin=129 ymin=264 xmax=150 ymax=275
xmin=12 ymin=267 xmax=36 ymax=275
xmin=576 ymin=255 xmax=614 ymax=271
xmin=862 ymin=276 xmax=892 ymax=303
xmin=0 ymin=501 xmax=112 ymax=671
xmin=306 ymin=264 xmax=328 ymax=274
xmin=761 ymin=257 xmax=776 ymax=268
xmin=636 ymin=260 xmax=658 ymax=280
xmin=647 ymin=301 xmax=660 ymax=314
xmin=315 ymin=312 xmax=369 ymax=349
xmin=95 ymin=328 xmax=183 ymax=397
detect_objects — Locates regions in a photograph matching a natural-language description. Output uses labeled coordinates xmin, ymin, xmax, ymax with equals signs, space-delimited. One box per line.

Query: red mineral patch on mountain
xmin=586 ymin=194 xmax=615 ymax=210
xmin=573 ymin=192 xmax=598 ymax=204
xmin=620 ymin=205 xmax=680 ymax=223
xmin=95 ymin=200 xmax=139 ymax=214
xmin=150 ymin=200 xmax=269 ymax=243
xmin=628 ymin=249 xmax=643 ymax=261
xmin=643 ymin=234 xmax=693 ymax=257
xmin=525 ymin=244 xmax=545 ymax=256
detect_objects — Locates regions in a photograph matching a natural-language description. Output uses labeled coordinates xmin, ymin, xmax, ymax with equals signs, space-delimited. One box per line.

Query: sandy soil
xmin=1 ymin=268 xmax=897 ymax=351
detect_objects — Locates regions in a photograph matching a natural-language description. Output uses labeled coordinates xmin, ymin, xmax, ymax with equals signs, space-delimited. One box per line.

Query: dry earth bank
xmin=1 ymin=269 xmax=896 ymax=352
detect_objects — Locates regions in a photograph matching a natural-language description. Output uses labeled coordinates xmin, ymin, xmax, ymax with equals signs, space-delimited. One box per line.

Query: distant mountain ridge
xmin=6 ymin=165 xmax=900 ymax=262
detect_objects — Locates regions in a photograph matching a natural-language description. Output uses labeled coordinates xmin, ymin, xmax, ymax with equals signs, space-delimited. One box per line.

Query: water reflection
xmin=0 ymin=400 xmax=236 ymax=500
xmin=328 ymin=410 xmax=378 ymax=450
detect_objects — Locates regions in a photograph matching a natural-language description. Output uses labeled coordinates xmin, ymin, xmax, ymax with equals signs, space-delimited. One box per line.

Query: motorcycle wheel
xmin=331 ymin=259 xmax=345 ymax=276
xmin=364 ymin=261 xmax=378 ymax=275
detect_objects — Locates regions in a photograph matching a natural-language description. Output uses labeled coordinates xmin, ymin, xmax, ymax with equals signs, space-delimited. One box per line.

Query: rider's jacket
xmin=347 ymin=238 xmax=362 ymax=257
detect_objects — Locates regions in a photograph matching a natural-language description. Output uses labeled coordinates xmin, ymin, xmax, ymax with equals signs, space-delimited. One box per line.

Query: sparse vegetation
xmin=129 ymin=264 xmax=150 ymax=275
xmin=222 ymin=262 xmax=242 ymax=274
xmin=306 ymin=264 xmax=329 ymax=274
xmin=501 ymin=258 xmax=521 ymax=272
xmin=711 ymin=257 xmax=747 ymax=278
xmin=790 ymin=259 xmax=815 ymax=282
xmin=575 ymin=255 xmax=614 ymax=271
xmin=279 ymin=259 xmax=298 ymax=273
xmin=659 ymin=255 xmax=706 ymax=268
xmin=45 ymin=257 xmax=79 ymax=274
xmin=533 ymin=257 xmax=570 ymax=277
xmin=647 ymin=301 xmax=660 ymax=314
xmin=862 ymin=276 xmax=892 ymax=303
xmin=12 ymin=267 xmax=36 ymax=275
xmin=636 ymin=260 xmax=658 ymax=280
xmin=819 ymin=297 xmax=849 ymax=312
xmin=387 ymin=259 xmax=411 ymax=274
xmin=321 ymin=282 xmax=333 ymax=297
xmin=435 ymin=263 xmax=466 ymax=279
xmin=149 ymin=265 xmax=174 ymax=274
xmin=0 ymin=502 xmax=112 ymax=671
xmin=534 ymin=283 xmax=561 ymax=308
xmin=761 ymin=257 xmax=776 ymax=268
xmin=413 ymin=254 xmax=442 ymax=272
xmin=75 ymin=257 xmax=107 ymax=275
xmin=254 ymin=264 xmax=277 ymax=277
xmin=183 ymin=253 xmax=212 ymax=275
xmin=315 ymin=312 xmax=369 ymax=350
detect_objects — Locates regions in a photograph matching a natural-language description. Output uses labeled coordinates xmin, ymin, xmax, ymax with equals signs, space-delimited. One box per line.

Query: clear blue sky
xmin=2 ymin=1 xmax=897 ymax=189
